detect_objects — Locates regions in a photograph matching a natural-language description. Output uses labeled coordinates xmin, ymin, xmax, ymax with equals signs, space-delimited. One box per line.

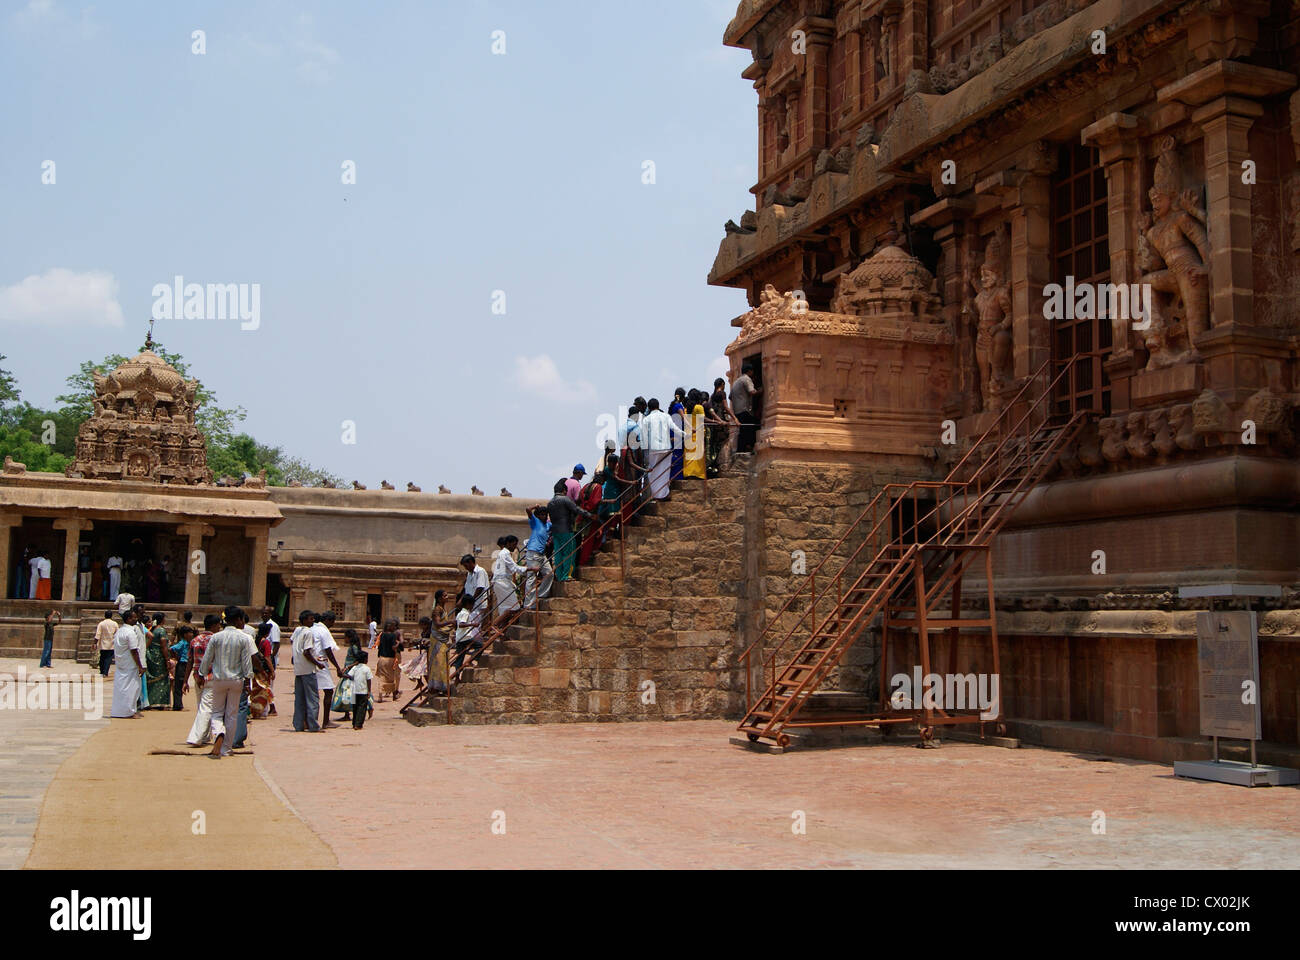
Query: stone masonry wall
xmin=411 ymin=466 xmax=750 ymax=725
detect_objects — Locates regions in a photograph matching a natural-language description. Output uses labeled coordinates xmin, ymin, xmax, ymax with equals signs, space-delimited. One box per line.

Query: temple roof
xmin=723 ymin=0 xmax=782 ymax=47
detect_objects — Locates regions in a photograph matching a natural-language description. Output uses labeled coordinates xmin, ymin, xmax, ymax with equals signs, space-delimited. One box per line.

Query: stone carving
xmin=1243 ymin=388 xmax=1288 ymax=434
xmin=352 ymin=480 xmax=367 ymax=490
xmin=471 ymin=485 xmax=484 ymax=496
xmin=500 ymin=487 xmax=513 ymax=497
xmin=1148 ymin=408 xmax=1176 ymax=457
xmin=407 ymin=482 xmax=422 ymax=492
xmin=814 ymin=145 xmax=852 ymax=176
xmin=1099 ymin=417 xmax=1127 ymax=462
xmin=68 ymin=346 xmax=211 ymax=484
xmin=966 ymin=226 xmax=1012 ymax=411
xmin=1192 ymin=389 xmax=1230 ymax=433
xmin=438 ymin=484 xmax=451 ymax=494
xmin=855 ymin=122 xmax=877 ymax=148
xmin=1137 ymin=136 xmax=1211 ymax=366
xmin=288 ymin=480 xmax=303 ymax=487
xmin=380 ymin=480 xmax=395 ymax=490
xmin=1124 ymin=411 xmax=1152 ymax=459
xmin=244 ymin=469 xmax=268 ymax=489
xmin=4 ymin=455 xmax=26 ymax=475
xmin=1169 ymin=404 xmax=1199 ymax=450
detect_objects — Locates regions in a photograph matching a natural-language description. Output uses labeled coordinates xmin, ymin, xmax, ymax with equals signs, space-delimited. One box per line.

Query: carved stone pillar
xmin=177 ymin=522 xmax=215 ymax=606
xmin=52 ymin=517 xmax=91 ymax=602
xmin=898 ymin=0 xmax=927 ymax=78
xmin=1082 ymin=113 xmax=1142 ymax=362
xmin=245 ymin=525 xmax=268 ymax=610
xmin=0 ymin=514 xmax=21 ymax=600
xmin=1158 ymin=62 xmax=1297 ymax=332
xmin=802 ymin=17 xmax=835 ymax=155
xmin=912 ymin=195 xmax=975 ymax=414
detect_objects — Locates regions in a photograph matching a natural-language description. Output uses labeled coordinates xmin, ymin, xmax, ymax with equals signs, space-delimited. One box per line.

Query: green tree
xmin=0 ymin=425 xmax=70 ymax=473
xmin=0 ymin=355 xmax=21 ymax=425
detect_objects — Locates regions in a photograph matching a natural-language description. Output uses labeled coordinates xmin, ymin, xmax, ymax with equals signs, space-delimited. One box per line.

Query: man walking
xmin=185 ymin=614 xmax=221 ymax=746
xmin=523 ymin=506 xmax=553 ymax=609
xmin=198 ymin=606 xmax=253 ymax=759
xmin=291 ymin=610 xmax=325 ymax=732
xmin=94 ymin=609 xmax=117 ymax=677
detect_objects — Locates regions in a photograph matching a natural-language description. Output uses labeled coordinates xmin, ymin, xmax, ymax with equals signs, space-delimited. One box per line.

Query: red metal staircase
xmin=737 ymin=356 xmax=1096 ymax=748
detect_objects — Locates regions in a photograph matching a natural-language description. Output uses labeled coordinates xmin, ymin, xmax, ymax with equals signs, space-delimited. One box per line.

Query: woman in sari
xmin=144 ymin=613 xmax=172 ymax=708
xmin=684 ymin=389 xmax=708 ymax=480
xmin=577 ymin=471 xmax=607 ymax=567
xmin=249 ymin=622 xmax=275 ymax=719
xmin=668 ymin=388 xmax=687 ymax=482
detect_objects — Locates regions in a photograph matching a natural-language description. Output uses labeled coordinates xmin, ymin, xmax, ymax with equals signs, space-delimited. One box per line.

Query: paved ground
xmin=8 ymin=657 xmax=1299 ymax=869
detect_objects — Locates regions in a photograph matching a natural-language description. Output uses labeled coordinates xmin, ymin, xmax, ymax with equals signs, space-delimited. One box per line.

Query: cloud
xmin=237 ymin=13 xmax=340 ymax=84
xmin=707 ymin=355 xmax=730 ymax=383
xmin=513 ymin=354 xmax=597 ymax=406
xmin=12 ymin=0 xmax=97 ymax=37
xmin=0 ymin=269 xmax=125 ymax=328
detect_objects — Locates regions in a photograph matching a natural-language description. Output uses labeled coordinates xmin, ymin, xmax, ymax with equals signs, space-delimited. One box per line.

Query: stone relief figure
xmin=1169 ymin=403 xmax=1199 ymax=451
xmin=965 ymin=226 xmax=1012 ymax=411
xmin=1124 ymin=411 xmax=1152 ymax=459
xmin=1099 ymin=417 xmax=1127 ymax=462
xmin=1148 ymin=408 xmax=1176 ymax=457
xmin=1137 ymin=136 xmax=1210 ymax=367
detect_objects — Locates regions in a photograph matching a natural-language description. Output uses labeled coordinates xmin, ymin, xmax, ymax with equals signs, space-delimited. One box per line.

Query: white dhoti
xmin=647 ymin=449 xmax=672 ymax=499
xmin=492 ymin=578 xmax=520 ymax=616
xmin=110 ymin=632 xmax=142 ymax=718
xmin=186 ymin=682 xmax=215 ymax=744
xmin=108 ymin=567 xmax=121 ymax=598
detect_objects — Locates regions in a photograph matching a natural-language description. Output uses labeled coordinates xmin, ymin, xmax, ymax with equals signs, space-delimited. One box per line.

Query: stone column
xmin=176 ymin=523 xmax=215 ymax=606
xmin=898 ymin=0 xmax=928 ymax=78
xmin=245 ymin=525 xmax=268 ymax=611
xmin=0 ymin=514 xmax=22 ymax=599
xmin=803 ymin=17 xmax=835 ymax=155
xmin=51 ymin=517 xmax=90 ymax=602
xmin=1157 ymin=62 xmax=1297 ymax=332
xmin=912 ymin=195 xmax=975 ymax=413
xmin=1082 ymin=113 xmax=1141 ymax=359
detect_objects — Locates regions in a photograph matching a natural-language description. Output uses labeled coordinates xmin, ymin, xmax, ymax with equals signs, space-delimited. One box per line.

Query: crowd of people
xmin=86 ymin=368 xmax=764 ymax=736
xmin=9 ymin=542 xmax=179 ymax=603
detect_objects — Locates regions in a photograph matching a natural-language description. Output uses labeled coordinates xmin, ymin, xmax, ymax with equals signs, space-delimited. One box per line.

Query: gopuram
xmin=1 ymin=341 xmax=530 ymax=661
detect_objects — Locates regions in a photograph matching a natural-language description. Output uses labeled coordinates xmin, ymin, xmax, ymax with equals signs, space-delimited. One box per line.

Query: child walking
xmin=347 ymin=650 xmax=374 ymax=730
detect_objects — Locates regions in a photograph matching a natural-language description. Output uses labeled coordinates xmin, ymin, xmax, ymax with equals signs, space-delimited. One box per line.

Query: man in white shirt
xmin=291 ymin=610 xmax=325 ymax=732
xmin=367 ymin=617 xmax=378 ymax=649
xmin=28 ymin=552 xmax=41 ymax=599
xmin=106 ymin=554 xmax=123 ymax=600
xmin=261 ymin=607 xmax=282 ymax=664
xmin=459 ymin=554 xmax=490 ymax=619
xmin=312 ymin=611 xmax=343 ymax=729
xmin=116 ymin=590 xmax=136 ymax=616
xmin=639 ymin=398 xmax=683 ymax=501
xmin=198 ymin=606 xmax=254 ymax=758
xmin=94 ymin=609 xmax=118 ymax=677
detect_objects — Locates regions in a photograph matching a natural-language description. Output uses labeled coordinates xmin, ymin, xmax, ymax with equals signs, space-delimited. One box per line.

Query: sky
xmin=0 ymin=0 xmax=755 ymax=498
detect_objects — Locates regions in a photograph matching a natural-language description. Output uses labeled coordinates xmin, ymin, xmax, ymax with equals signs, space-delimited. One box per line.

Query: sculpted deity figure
xmin=966 ymin=226 xmax=1012 ymax=411
xmin=1137 ymin=137 xmax=1210 ymax=362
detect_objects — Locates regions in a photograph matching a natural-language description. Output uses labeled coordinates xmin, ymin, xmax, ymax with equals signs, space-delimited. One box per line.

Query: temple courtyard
xmin=3 ymin=656 xmax=1296 ymax=870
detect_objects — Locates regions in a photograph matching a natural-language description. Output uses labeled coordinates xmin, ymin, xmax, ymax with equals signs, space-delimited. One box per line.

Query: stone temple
xmin=3 ymin=0 xmax=1299 ymax=766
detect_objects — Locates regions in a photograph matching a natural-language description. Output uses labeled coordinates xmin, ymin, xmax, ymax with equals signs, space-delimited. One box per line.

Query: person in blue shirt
xmin=523 ymin=504 xmax=553 ymax=609
xmin=169 ymin=625 xmax=194 ymax=711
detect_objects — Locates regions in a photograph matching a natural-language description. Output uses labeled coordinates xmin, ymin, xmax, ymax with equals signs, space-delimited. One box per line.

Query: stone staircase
xmin=407 ymin=461 xmax=751 ymax=726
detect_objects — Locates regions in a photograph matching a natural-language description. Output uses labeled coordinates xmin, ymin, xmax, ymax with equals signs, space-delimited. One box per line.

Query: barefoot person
xmin=110 ymin=608 xmax=146 ymax=718
xmin=198 ymin=606 xmax=253 ymax=759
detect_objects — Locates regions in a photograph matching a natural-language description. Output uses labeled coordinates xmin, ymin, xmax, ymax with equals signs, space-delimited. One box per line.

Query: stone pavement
xmin=0 ymin=658 xmax=107 ymax=869
xmin=13 ymin=660 xmax=1300 ymax=869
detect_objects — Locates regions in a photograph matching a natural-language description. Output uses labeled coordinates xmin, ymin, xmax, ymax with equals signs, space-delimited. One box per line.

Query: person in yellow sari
xmin=684 ymin=389 xmax=707 ymax=479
